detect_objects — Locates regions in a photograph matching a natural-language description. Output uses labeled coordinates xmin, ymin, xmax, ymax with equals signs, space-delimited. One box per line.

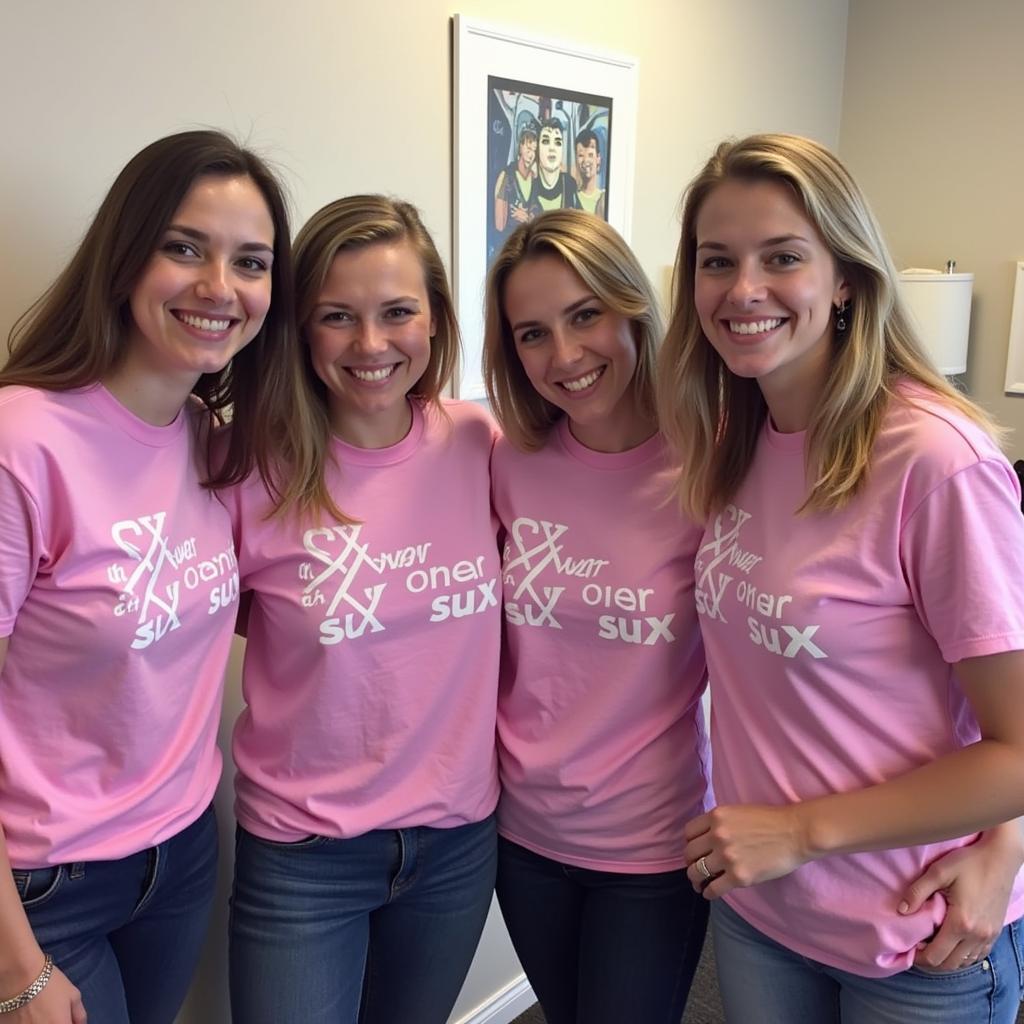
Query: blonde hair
xmin=657 ymin=133 xmax=1001 ymax=520
xmin=483 ymin=209 xmax=663 ymax=450
xmin=276 ymin=195 xmax=460 ymax=521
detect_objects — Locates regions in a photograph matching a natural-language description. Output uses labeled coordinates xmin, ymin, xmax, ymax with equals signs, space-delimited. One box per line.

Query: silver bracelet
xmin=0 ymin=955 xmax=55 ymax=1013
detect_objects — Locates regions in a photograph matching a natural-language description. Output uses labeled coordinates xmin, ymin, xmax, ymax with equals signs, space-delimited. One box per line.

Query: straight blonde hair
xmin=657 ymin=133 xmax=1001 ymax=520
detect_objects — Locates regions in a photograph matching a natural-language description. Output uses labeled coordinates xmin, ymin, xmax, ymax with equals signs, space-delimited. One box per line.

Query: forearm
xmin=0 ymin=823 xmax=46 ymax=996
xmin=798 ymin=739 xmax=1024 ymax=860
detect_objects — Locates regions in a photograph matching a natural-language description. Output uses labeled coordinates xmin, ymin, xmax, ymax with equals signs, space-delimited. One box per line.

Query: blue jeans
xmin=712 ymin=899 xmax=1024 ymax=1023
xmin=12 ymin=804 xmax=218 ymax=1024
xmin=229 ymin=814 xmax=497 ymax=1024
xmin=495 ymin=837 xmax=709 ymax=1024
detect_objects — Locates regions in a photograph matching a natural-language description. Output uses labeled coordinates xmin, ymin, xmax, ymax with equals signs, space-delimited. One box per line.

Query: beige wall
xmin=0 ymin=1 xmax=847 ymax=1021
xmin=840 ymin=0 xmax=1024 ymax=457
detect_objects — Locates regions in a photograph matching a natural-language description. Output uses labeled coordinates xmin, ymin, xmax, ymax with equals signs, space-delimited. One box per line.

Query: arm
xmin=494 ymin=172 xmax=509 ymax=232
xmin=0 ymin=637 xmax=86 ymax=1022
xmin=686 ymin=649 xmax=1024 ymax=897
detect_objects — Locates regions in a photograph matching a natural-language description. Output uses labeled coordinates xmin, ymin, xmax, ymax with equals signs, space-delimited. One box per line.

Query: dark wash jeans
xmin=12 ymin=804 xmax=218 ymax=1024
xmin=229 ymin=814 xmax=497 ymax=1024
xmin=496 ymin=836 xmax=709 ymax=1024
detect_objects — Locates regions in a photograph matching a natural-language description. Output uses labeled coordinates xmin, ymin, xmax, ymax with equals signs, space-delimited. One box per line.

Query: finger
xmin=72 ymin=995 xmax=88 ymax=1024
xmin=700 ymin=871 xmax=732 ymax=901
xmin=683 ymin=814 xmax=711 ymax=842
xmin=899 ymin=863 xmax=951 ymax=915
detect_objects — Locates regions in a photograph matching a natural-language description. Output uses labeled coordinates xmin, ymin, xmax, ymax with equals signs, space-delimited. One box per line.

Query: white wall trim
xmin=453 ymin=975 xmax=535 ymax=1024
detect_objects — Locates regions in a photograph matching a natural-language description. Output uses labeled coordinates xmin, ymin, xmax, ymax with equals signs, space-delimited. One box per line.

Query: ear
xmin=430 ymin=313 xmax=437 ymax=338
xmin=833 ymin=273 xmax=851 ymax=307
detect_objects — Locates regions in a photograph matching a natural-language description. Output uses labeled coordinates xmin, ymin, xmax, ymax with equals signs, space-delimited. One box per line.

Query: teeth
xmin=561 ymin=368 xmax=602 ymax=392
xmin=180 ymin=313 xmax=231 ymax=332
xmin=350 ymin=366 xmax=395 ymax=382
xmin=729 ymin=318 xmax=782 ymax=335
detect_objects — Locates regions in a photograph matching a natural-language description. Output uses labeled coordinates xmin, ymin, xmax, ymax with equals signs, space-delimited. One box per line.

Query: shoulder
xmin=0 ymin=386 xmax=89 ymax=461
xmin=433 ymin=399 xmax=500 ymax=444
xmin=879 ymin=386 xmax=1005 ymax=474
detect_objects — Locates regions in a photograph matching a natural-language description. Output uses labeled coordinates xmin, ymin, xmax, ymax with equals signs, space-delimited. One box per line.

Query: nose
xmin=195 ymin=260 xmax=233 ymax=305
xmin=726 ymin=262 xmax=768 ymax=307
xmin=354 ymin=320 xmax=389 ymax=355
xmin=551 ymin=328 xmax=583 ymax=369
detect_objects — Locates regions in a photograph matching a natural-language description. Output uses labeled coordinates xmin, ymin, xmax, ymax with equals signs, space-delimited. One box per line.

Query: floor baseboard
xmin=453 ymin=975 xmax=535 ymax=1024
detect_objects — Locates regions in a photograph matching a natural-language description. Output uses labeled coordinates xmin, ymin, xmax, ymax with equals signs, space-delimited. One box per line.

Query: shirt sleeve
xmin=901 ymin=458 xmax=1024 ymax=663
xmin=0 ymin=467 xmax=44 ymax=636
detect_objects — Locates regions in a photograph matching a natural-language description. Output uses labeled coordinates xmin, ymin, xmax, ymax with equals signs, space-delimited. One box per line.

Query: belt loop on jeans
xmin=69 ymin=863 xmax=85 ymax=880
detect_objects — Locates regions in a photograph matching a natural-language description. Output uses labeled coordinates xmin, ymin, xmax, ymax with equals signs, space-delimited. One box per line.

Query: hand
xmin=510 ymin=204 xmax=531 ymax=224
xmin=684 ymin=803 xmax=811 ymax=899
xmin=7 ymin=963 xmax=85 ymax=1023
xmin=901 ymin=828 xmax=1024 ymax=972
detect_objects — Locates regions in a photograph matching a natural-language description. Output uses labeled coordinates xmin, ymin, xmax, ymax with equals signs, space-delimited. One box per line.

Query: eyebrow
xmin=511 ymin=294 xmax=598 ymax=331
xmin=315 ymin=296 xmax=423 ymax=310
xmin=696 ymin=234 xmax=810 ymax=251
xmin=166 ymin=224 xmax=274 ymax=254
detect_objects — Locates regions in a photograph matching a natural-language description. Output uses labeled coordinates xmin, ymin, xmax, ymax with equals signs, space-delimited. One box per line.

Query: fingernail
xmin=898 ymin=901 xmax=909 ymax=914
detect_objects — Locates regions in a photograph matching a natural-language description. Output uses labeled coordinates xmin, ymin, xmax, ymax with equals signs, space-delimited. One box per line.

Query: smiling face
xmin=125 ymin=174 xmax=274 ymax=397
xmin=306 ymin=240 xmax=435 ymax=448
xmin=694 ymin=178 xmax=848 ymax=426
xmin=504 ymin=253 xmax=647 ymax=452
xmin=518 ymin=133 xmax=537 ymax=172
xmin=575 ymin=141 xmax=599 ymax=184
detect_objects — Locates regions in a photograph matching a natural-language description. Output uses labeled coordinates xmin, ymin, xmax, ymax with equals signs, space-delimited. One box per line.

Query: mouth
xmin=347 ymin=364 xmax=398 ymax=383
xmin=173 ymin=311 xmax=238 ymax=334
xmin=725 ymin=317 xmax=786 ymax=336
xmin=558 ymin=366 xmax=605 ymax=393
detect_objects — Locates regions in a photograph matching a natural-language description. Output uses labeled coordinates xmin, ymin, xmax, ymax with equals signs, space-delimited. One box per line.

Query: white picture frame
xmin=452 ymin=15 xmax=639 ymax=399
xmin=1005 ymin=261 xmax=1024 ymax=395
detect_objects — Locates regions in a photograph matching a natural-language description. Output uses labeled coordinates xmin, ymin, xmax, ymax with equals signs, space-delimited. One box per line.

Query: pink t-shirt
xmin=492 ymin=420 xmax=711 ymax=872
xmin=227 ymin=399 xmax=502 ymax=841
xmin=0 ymin=385 xmax=237 ymax=867
xmin=696 ymin=388 xmax=1024 ymax=976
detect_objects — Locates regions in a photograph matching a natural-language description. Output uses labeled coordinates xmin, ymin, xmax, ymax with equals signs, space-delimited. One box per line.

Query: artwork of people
xmin=486 ymin=75 xmax=611 ymax=266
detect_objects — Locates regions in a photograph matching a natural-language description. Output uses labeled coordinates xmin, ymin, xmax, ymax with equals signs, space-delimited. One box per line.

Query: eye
xmin=321 ymin=310 xmax=353 ymax=324
xmin=572 ymin=307 xmax=602 ymax=326
xmin=516 ymin=327 xmax=545 ymax=345
xmin=236 ymin=255 xmax=269 ymax=273
xmin=162 ymin=240 xmax=199 ymax=259
xmin=383 ymin=306 xmax=416 ymax=320
xmin=769 ymin=252 xmax=801 ymax=267
xmin=699 ymin=256 xmax=732 ymax=271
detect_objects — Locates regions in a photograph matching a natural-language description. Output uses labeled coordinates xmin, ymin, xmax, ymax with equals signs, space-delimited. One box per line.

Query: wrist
xmin=792 ymin=798 xmax=831 ymax=861
xmin=979 ymin=821 xmax=1024 ymax=863
xmin=0 ymin=948 xmax=46 ymax=999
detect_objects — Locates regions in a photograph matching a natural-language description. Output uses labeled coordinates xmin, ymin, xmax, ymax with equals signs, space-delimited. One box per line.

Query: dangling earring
xmin=835 ymin=299 xmax=850 ymax=334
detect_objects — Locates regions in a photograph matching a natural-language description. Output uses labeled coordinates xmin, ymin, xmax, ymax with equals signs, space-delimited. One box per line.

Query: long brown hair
xmin=3 ymin=129 xmax=305 ymax=501
xmin=657 ymin=133 xmax=1000 ymax=519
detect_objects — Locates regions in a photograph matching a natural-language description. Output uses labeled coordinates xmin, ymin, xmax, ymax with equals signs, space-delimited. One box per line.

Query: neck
xmin=539 ymin=165 xmax=559 ymax=188
xmin=330 ymin=396 xmax=414 ymax=449
xmin=102 ymin=360 xmax=195 ymax=427
xmin=567 ymin=404 xmax=657 ymax=454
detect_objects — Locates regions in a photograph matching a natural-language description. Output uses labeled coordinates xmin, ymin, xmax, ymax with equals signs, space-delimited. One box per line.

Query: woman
xmin=226 ymin=196 xmax=501 ymax=1024
xmin=659 ymin=133 xmax=1024 ymax=1022
xmin=483 ymin=209 xmax=711 ymax=1024
xmin=0 ymin=130 xmax=298 ymax=1024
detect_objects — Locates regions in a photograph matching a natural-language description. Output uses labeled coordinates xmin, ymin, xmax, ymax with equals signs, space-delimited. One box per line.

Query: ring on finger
xmin=697 ymin=856 xmax=712 ymax=880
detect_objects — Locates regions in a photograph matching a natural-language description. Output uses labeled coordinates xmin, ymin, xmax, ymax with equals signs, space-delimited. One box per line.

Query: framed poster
xmin=453 ymin=16 xmax=639 ymax=398
xmin=1005 ymin=262 xmax=1024 ymax=395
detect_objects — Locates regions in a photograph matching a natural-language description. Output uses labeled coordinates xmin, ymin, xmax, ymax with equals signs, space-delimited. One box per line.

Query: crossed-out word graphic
xmin=109 ymin=512 xmax=187 ymax=650
xmin=300 ymin=525 xmax=387 ymax=643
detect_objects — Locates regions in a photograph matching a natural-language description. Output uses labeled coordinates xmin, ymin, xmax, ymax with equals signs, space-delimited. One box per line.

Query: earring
xmin=835 ymin=300 xmax=850 ymax=334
